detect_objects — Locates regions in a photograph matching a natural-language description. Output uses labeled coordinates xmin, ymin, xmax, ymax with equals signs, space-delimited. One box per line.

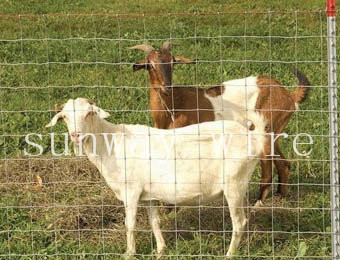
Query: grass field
xmin=0 ymin=0 xmax=337 ymax=259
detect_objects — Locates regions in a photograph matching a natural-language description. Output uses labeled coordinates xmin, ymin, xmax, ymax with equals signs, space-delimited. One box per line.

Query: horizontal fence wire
xmin=0 ymin=10 xmax=335 ymax=19
xmin=0 ymin=9 xmax=336 ymax=259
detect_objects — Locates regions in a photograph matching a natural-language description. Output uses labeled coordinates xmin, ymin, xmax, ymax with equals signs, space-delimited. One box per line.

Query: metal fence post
xmin=327 ymin=0 xmax=340 ymax=259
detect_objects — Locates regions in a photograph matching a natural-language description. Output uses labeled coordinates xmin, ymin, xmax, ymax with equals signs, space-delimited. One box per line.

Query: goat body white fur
xmin=205 ymin=76 xmax=260 ymax=125
xmin=46 ymin=98 xmax=267 ymax=257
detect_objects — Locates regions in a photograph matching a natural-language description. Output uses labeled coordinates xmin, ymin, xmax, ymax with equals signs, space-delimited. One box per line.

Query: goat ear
xmin=98 ymin=109 xmax=110 ymax=119
xmin=91 ymin=105 xmax=110 ymax=119
xmin=55 ymin=104 xmax=64 ymax=113
xmin=133 ymin=59 xmax=149 ymax=71
xmin=45 ymin=112 xmax=63 ymax=128
xmin=173 ymin=56 xmax=198 ymax=64
xmin=85 ymin=99 xmax=95 ymax=105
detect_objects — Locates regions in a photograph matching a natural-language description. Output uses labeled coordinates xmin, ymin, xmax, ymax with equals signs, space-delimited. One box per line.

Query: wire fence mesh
xmin=0 ymin=10 xmax=338 ymax=259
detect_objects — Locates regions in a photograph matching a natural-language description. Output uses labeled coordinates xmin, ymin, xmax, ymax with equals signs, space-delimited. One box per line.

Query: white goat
xmin=46 ymin=98 xmax=267 ymax=258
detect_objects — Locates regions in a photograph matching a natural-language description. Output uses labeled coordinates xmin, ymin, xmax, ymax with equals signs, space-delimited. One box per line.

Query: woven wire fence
xmin=0 ymin=10 xmax=338 ymax=259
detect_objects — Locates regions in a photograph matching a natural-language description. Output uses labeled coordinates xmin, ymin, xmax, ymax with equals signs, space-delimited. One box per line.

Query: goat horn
xmin=162 ymin=41 xmax=176 ymax=51
xmin=55 ymin=104 xmax=64 ymax=112
xmin=128 ymin=44 xmax=154 ymax=54
xmin=85 ymin=99 xmax=95 ymax=105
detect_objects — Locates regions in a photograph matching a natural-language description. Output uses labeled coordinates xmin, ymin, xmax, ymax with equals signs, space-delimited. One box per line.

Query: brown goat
xmin=130 ymin=42 xmax=310 ymax=204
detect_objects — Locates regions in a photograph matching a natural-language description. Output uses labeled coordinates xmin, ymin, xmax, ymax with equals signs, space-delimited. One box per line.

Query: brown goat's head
xmin=129 ymin=42 xmax=196 ymax=94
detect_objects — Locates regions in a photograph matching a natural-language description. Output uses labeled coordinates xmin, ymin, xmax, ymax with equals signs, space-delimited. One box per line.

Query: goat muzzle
xmin=71 ymin=132 xmax=82 ymax=144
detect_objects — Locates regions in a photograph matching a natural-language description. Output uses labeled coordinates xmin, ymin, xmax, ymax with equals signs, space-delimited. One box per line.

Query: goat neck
xmin=79 ymin=115 xmax=121 ymax=158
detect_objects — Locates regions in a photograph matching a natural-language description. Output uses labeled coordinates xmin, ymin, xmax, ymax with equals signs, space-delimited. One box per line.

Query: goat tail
xmin=291 ymin=67 xmax=311 ymax=104
xmin=246 ymin=112 xmax=267 ymax=156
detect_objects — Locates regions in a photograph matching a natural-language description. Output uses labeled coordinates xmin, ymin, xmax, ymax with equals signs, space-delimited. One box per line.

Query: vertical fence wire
xmin=0 ymin=10 xmax=336 ymax=259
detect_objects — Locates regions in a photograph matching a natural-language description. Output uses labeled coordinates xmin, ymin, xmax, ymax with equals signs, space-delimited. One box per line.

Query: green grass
xmin=0 ymin=0 xmax=336 ymax=259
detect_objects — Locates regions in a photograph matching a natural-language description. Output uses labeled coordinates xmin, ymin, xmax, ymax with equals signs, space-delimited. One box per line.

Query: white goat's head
xmin=45 ymin=98 xmax=110 ymax=144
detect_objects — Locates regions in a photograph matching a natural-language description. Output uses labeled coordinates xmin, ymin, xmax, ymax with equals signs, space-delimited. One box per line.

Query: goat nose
xmin=71 ymin=132 xmax=81 ymax=138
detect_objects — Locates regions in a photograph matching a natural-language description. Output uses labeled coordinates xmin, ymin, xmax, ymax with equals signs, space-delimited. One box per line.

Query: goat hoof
xmin=275 ymin=191 xmax=283 ymax=198
xmin=226 ymin=250 xmax=236 ymax=258
xmin=254 ymin=200 xmax=264 ymax=208
xmin=251 ymin=200 xmax=263 ymax=214
xmin=153 ymin=246 xmax=166 ymax=259
xmin=276 ymin=189 xmax=287 ymax=198
xmin=124 ymin=253 xmax=136 ymax=260
xmin=151 ymin=250 xmax=163 ymax=259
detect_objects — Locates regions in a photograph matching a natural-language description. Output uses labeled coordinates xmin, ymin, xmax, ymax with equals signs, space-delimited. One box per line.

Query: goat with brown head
xmin=130 ymin=42 xmax=207 ymax=130
xmin=130 ymin=42 xmax=311 ymax=205
xmin=130 ymin=42 xmax=196 ymax=94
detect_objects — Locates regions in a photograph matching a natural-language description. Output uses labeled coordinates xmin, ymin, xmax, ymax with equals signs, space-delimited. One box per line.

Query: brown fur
xmin=132 ymin=44 xmax=218 ymax=129
xmin=205 ymin=85 xmax=225 ymax=97
xmin=132 ymin=42 xmax=310 ymax=203
xmin=149 ymin=85 xmax=215 ymax=129
xmin=255 ymin=74 xmax=310 ymax=201
xmin=292 ymin=68 xmax=310 ymax=104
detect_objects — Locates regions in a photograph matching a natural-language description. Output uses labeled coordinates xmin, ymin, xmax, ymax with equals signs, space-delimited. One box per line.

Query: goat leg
xmin=257 ymin=153 xmax=274 ymax=204
xmin=123 ymin=190 xmax=141 ymax=258
xmin=225 ymin=178 xmax=248 ymax=256
xmin=147 ymin=201 xmax=166 ymax=258
xmin=274 ymin=143 xmax=290 ymax=197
